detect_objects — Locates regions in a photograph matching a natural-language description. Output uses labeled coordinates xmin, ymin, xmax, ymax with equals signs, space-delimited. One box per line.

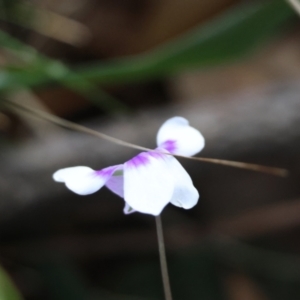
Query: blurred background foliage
xmin=0 ymin=0 xmax=300 ymax=299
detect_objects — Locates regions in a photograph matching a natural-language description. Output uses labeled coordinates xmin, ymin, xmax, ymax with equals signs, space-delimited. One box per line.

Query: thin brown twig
xmin=285 ymin=0 xmax=300 ymax=16
xmin=156 ymin=215 xmax=173 ymax=300
xmin=4 ymin=98 xmax=288 ymax=177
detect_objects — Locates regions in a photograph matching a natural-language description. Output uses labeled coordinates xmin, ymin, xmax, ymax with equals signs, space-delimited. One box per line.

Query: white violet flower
xmin=53 ymin=117 xmax=205 ymax=216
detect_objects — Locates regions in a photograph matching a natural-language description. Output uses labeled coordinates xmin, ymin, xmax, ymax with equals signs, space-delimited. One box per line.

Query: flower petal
xmin=53 ymin=166 xmax=116 ymax=196
xmin=105 ymin=166 xmax=124 ymax=198
xmin=124 ymin=151 xmax=174 ymax=216
xmin=166 ymin=156 xmax=199 ymax=209
xmin=156 ymin=116 xmax=205 ymax=156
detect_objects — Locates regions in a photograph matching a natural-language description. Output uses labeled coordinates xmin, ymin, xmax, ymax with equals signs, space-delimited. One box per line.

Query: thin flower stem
xmin=4 ymin=98 xmax=288 ymax=177
xmin=155 ymin=215 xmax=173 ymax=300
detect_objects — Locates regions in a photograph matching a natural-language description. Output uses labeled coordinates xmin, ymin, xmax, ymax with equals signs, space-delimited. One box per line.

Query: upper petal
xmin=124 ymin=151 xmax=174 ymax=216
xmin=53 ymin=166 xmax=116 ymax=196
xmin=166 ymin=156 xmax=199 ymax=209
xmin=156 ymin=117 xmax=205 ymax=156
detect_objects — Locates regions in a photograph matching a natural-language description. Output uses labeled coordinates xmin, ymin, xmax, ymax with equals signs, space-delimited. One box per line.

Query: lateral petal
xmin=105 ymin=165 xmax=124 ymax=198
xmin=124 ymin=151 xmax=174 ymax=216
xmin=156 ymin=116 xmax=205 ymax=156
xmin=53 ymin=166 xmax=116 ymax=196
xmin=166 ymin=157 xmax=199 ymax=209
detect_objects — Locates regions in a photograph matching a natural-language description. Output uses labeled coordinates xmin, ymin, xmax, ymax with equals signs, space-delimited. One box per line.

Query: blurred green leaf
xmin=0 ymin=265 xmax=23 ymax=300
xmin=38 ymin=258 xmax=87 ymax=300
xmin=73 ymin=0 xmax=295 ymax=84
xmin=0 ymin=0 xmax=21 ymax=21
xmin=0 ymin=1 xmax=37 ymax=28
xmin=0 ymin=0 xmax=295 ymax=92
xmin=0 ymin=31 xmax=128 ymax=113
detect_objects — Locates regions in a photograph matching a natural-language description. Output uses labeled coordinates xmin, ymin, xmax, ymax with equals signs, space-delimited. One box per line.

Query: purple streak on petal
xmin=106 ymin=175 xmax=124 ymax=198
xmin=105 ymin=165 xmax=124 ymax=198
xmin=127 ymin=152 xmax=149 ymax=168
xmin=95 ymin=165 xmax=119 ymax=179
xmin=127 ymin=151 xmax=167 ymax=169
xmin=147 ymin=150 xmax=166 ymax=159
xmin=160 ymin=140 xmax=177 ymax=153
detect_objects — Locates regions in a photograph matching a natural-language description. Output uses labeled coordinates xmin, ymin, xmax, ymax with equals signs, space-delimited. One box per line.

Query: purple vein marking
xmin=127 ymin=151 xmax=165 ymax=168
xmin=95 ymin=166 xmax=117 ymax=178
xmin=160 ymin=140 xmax=177 ymax=153
xmin=127 ymin=152 xmax=150 ymax=168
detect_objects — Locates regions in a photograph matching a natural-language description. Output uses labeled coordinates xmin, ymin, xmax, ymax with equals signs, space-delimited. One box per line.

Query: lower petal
xmin=124 ymin=151 xmax=174 ymax=216
xmin=166 ymin=157 xmax=199 ymax=209
xmin=53 ymin=166 xmax=117 ymax=196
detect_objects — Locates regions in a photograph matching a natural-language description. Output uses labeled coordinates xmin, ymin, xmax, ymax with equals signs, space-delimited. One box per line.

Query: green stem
xmin=155 ymin=215 xmax=173 ymax=300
